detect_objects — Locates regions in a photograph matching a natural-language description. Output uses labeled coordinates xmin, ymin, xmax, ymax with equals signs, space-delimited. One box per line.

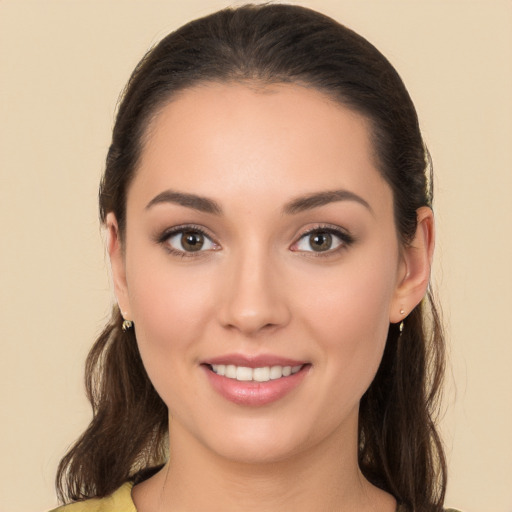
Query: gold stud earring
xmin=122 ymin=315 xmax=133 ymax=331
xmin=398 ymin=308 xmax=406 ymax=334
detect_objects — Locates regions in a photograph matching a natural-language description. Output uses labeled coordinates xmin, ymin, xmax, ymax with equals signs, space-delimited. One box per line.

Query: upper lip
xmin=203 ymin=353 xmax=308 ymax=368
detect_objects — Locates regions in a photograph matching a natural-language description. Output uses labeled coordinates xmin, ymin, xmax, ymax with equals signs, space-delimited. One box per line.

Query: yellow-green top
xmin=50 ymin=482 xmax=136 ymax=512
xmin=51 ymin=482 xmax=461 ymax=512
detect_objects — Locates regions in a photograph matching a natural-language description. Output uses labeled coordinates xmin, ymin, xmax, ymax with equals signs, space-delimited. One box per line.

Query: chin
xmin=202 ymin=414 xmax=332 ymax=466
xmin=215 ymin=438 xmax=305 ymax=466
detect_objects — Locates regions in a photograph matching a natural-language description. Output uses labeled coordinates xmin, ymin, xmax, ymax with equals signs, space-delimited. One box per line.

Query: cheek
xmin=124 ymin=252 xmax=218 ymax=388
xmin=127 ymin=243 xmax=217 ymax=330
xmin=299 ymin=252 xmax=398 ymax=394
xmin=304 ymin=249 xmax=397 ymax=333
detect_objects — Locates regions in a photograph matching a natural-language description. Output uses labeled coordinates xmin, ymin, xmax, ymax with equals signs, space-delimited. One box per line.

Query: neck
xmin=133 ymin=410 xmax=395 ymax=512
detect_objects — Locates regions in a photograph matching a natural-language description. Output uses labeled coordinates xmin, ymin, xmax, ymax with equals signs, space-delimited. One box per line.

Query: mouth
xmin=201 ymin=356 xmax=311 ymax=406
xmin=208 ymin=363 xmax=304 ymax=382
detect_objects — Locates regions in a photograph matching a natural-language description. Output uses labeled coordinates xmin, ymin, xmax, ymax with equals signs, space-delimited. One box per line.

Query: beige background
xmin=1 ymin=1 xmax=511 ymax=511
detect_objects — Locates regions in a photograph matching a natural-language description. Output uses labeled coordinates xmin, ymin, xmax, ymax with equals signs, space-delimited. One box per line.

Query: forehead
xmin=130 ymin=82 xmax=391 ymax=214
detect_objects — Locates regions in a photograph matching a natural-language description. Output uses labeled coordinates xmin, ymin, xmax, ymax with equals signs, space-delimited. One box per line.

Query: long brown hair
xmin=56 ymin=5 xmax=447 ymax=511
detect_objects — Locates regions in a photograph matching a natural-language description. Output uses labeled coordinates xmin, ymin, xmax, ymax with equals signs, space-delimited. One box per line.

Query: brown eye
xmin=309 ymin=232 xmax=332 ymax=251
xmin=164 ymin=228 xmax=217 ymax=254
xmin=181 ymin=231 xmax=205 ymax=251
xmin=291 ymin=227 xmax=352 ymax=254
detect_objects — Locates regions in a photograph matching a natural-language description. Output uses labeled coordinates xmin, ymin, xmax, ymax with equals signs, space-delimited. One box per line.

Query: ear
xmin=106 ymin=213 xmax=132 ymax=320
xmin=389 ymin=206 xmax=435 ymax=323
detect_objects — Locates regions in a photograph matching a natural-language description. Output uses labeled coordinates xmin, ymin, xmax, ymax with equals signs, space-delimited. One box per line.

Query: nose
xmin=217 ymin=248 xmax=291 ymax=336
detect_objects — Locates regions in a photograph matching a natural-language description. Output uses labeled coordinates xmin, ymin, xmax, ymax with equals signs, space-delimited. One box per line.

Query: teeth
xmin=236 ymin=366 xmax=253 ymax=381
xmin=269 ymin=365 xmax=283 ymax=380
xmin=225 ymin=364 xmax=237 ymax=378
xmin=210 ymin=364 xmax=303 ymax=382
xmin=253 ymin=366 xmax=270 ymax=382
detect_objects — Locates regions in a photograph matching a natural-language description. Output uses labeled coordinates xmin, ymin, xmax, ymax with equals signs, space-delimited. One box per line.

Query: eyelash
xmin=291 ymin=225 xmax=355 ymax=256
xmin=156 ymin=224 xmax=219 ymax=258
xmin=156 ymin=224 xmax=355 ymax=258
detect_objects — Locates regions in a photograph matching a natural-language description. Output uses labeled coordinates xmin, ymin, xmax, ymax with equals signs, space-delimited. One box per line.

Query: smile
xmin=203 ymin=356 xmax=311 ymax=406
xmin=210 ymin=364 xmax=303 ymax=382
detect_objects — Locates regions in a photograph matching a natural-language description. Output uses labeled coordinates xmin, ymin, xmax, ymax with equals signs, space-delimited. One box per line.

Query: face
xmin=109 ymin=83 xmax=428 ymax=465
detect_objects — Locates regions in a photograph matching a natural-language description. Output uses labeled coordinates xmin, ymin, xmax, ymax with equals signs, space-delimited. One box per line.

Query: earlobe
xmin=106 ymin=213 xmax=131 ymax=318
xmin=390 ymin=207 xmax=435 ymax=324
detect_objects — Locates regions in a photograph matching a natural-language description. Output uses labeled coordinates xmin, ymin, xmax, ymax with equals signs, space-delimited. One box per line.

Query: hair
xmin=56 ymin=4 xmax=446 ymax=511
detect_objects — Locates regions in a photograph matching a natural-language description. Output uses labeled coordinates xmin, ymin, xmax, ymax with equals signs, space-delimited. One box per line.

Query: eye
xmin=291 ymin=227 xmax=353 ymax=253
xmin=161 ymin=227 xmax=218 ymax=254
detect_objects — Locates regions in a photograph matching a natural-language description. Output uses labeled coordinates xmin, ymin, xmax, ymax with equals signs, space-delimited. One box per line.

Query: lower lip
xmin=203 ymin=365 xmax=310 ymax=406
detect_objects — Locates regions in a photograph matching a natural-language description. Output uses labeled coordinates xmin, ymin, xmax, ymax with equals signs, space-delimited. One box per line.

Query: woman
xmin=53 ymin=4 xmax=457 ymax=511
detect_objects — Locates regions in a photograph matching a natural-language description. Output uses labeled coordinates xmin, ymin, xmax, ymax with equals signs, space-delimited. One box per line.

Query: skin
xmin=108 ymin=83 xmax=434 ymax=511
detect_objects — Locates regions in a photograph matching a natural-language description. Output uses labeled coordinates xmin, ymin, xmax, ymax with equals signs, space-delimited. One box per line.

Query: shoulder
xmin=49 ymin=482 xmax=136 ymax=512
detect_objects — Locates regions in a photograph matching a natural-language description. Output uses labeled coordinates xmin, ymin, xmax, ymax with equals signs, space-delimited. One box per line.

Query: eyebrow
xmin=145 ymin=190 xmax=222 ymax=215
xmin=283 ymin=189 xmax=373 ymax=215
xmin=145 ymin=188 xmax=372 ymax=216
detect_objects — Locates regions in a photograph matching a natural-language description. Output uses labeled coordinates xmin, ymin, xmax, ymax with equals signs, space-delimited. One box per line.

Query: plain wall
xmin=1 ymin=1 xmax=510 ymax=511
